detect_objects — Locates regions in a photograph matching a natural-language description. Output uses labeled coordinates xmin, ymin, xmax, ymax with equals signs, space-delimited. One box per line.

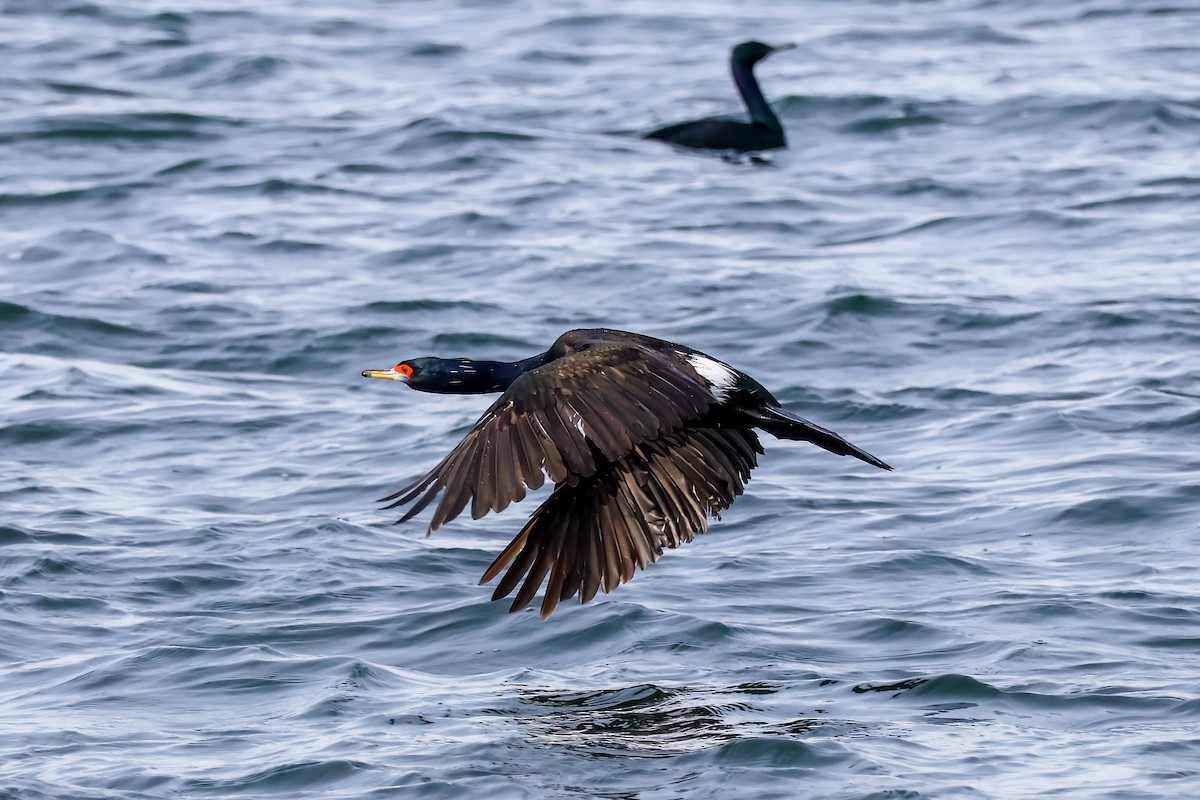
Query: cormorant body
xmin=645 ymin=40 xmax=794 ymax=152
xmin=362 ymin=328 xmax=890 ymax=618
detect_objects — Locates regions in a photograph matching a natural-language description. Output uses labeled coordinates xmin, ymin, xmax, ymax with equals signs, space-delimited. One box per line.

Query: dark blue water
xmin=2 ymin=1 xmax=1199 ymax=797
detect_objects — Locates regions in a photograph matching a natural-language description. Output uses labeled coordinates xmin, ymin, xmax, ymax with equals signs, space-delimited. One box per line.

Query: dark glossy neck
xmin=732 ymin=59 xmax=781 ymax=132
xmin=422 ymin=352 xmax=549 ymax=395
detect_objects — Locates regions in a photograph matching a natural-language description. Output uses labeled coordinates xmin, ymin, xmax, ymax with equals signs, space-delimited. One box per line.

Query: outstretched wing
xmin=381 ymin=342 xmax=715 ymax=532
xmin=480 ymin=425 xmax=763 ymax=619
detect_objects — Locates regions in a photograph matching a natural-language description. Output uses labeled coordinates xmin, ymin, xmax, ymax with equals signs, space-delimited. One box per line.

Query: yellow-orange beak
xmin=361 ymin=368 xmax=409 ymax=383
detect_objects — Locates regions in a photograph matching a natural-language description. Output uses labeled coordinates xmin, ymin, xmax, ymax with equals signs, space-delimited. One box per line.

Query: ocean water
xmin=2 ymin=1 xmax=1199 ymax=797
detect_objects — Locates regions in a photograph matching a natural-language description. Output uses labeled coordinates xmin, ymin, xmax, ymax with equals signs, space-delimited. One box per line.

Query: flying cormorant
xmin=363 ymin=328 xmax=890 ymax=618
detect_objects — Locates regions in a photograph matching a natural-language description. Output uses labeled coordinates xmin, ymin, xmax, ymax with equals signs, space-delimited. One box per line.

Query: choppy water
xmin=2 ymin=1 xmax=1199 ymax=797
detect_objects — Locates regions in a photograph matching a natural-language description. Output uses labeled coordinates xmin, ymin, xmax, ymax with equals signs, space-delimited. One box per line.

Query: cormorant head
xmin=362 ymin=357 xmax=509 ymax=394
xmin=362 ymin=357 xmax=442 ymax=391
xmin=732 ymin=40 xmax=796 ymax=65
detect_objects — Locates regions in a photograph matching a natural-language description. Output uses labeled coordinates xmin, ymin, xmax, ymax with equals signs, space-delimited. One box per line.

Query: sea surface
xmin=2 ymin=1 xmax=1199 ymax=798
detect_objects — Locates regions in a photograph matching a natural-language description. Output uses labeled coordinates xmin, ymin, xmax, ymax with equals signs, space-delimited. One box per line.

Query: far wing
xmin=480 ymin=425 xmax=763 ymax=619
xmin=380 ymin=343 xmax=715 ymax=531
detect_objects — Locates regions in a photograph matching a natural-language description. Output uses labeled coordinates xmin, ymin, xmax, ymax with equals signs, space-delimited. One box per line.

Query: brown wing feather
xmin=481 ymin=425 xmax=763 ymax=619
xmin=381 ymin=342 xmax=715 ymax=531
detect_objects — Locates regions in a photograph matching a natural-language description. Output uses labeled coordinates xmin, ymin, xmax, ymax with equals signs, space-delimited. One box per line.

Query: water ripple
xmin=2 ymin=0 xmax=1198 ymax=798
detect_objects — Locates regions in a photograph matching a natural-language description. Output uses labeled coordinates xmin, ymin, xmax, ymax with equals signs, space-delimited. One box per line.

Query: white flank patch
xmin=684 ymin=353 xmax=736 ymax=399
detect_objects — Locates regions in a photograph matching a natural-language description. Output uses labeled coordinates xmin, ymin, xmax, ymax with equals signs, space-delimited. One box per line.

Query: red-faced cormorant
xmin=363 ymin=328 xmax=890 ymax=618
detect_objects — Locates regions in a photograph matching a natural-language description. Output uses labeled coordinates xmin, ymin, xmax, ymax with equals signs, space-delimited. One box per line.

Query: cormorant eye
xmin=396 ymin=363 xmax=414 ymax=377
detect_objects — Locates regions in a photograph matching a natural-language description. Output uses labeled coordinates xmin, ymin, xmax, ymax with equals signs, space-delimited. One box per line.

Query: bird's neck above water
xmin=732 ymin=59 xmax=782 ymax=132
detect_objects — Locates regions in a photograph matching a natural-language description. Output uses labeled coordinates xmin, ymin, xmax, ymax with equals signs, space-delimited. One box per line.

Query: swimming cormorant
xmin=645 ymin=40 xmax=795 ymax=152
xmin=363 ymin=328 xmax=890 ymax=618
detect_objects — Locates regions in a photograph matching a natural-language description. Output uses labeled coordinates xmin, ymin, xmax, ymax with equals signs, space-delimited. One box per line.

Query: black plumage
xmin=362 ymin=328 xmax=890 ymax=619
xmin=645 ymin=40 xmax=795 ymax=152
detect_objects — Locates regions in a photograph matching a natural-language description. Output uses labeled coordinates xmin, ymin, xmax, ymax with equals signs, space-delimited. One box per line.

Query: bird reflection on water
xmin=512 ymin=682 xmax=819 ymax=760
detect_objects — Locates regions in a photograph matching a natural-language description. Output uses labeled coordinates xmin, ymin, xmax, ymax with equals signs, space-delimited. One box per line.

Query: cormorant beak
xmin=768 ymin=43 xmax=797 ymax=56
xmin=362 ymin=368 xmax=409 ymax=383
